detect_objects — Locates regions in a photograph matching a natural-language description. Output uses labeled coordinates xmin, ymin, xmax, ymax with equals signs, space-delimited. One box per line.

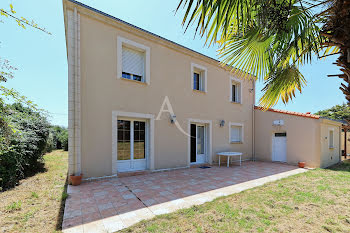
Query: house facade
xmin=63 ymin=0 xmax=342 ymax=179
xmin=63 ymin=0 xmax=255 ymax=178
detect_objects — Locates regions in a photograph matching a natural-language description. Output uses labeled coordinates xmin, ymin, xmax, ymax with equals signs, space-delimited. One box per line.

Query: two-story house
xmin=63 ymin=0 xmax=342 ymax=179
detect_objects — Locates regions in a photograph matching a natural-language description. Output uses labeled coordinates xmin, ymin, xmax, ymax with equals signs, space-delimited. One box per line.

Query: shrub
xmin=58 ymin=129 xmax=68 ymax=151
xmin=0 ymin=103 xmax=50 ymax=190
xmin=49 ymin=125 xmax=68 ymax=151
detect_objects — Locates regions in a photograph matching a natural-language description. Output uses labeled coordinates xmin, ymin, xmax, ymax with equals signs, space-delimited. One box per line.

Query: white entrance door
xmin=196 ymin=125 xmax=206 ymax=164
xmin=117 ymin=119 xmax=147 ymax=172
xmin=272 ymin=132 xmax=287 ymax=162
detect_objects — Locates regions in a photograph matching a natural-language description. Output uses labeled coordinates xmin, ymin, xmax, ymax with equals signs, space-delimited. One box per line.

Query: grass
xmin=0 ymin=150 xmax=68 ymax=233
xmin=122 ymin=161 xmax=350 ymax=233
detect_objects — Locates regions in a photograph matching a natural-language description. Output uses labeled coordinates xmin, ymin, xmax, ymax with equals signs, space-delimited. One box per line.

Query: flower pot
xmin=298 ymin=162 xmax=306 ymax=168
xmin=70 ymin=174 xmax=83 ymax=186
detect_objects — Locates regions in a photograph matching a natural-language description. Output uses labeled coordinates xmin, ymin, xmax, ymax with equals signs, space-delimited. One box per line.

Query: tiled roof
xmin=254 ymin=106 xmax=320 ymax=119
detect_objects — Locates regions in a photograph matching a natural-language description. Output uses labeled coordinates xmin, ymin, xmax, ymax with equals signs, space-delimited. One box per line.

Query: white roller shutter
xmin=122 ymin=46 xmax=145 ymax=77
xmin=230 ymin=126 xmax=241 ymax=142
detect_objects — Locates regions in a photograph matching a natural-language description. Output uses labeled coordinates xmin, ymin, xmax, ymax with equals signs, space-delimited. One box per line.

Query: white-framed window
xmin=117 ymin=36 xmax=150 ymax=84
xmin=229 ymin=122 xmax=244 ymax=143
xmin=329 ymin=128 xmax=334 ymax=149
xmin=191 ymin=63 xmax=207 ymax=92
xmin=230 ymin=76 xmax=242 ymax=103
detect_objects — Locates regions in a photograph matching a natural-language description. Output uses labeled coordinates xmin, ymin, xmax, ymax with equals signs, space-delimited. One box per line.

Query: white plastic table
xmin=217 ymin=152 xmax=243 ymax=167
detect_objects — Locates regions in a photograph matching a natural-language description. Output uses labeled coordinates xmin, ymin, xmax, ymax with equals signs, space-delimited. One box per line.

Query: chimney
xmin=306 ymin=112 xmax=311 ymax=114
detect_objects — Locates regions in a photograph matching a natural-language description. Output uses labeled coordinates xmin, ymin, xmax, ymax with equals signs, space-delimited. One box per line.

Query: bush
xmin=49 ymin=125 xmax=68 ymax=151
xmin=0 ymin=103 xmax=50 ymax=190
xmin=58 ymin=129 xmax=68 ymax=151
xmin=45 ymin=132 xmax=54 ymax=153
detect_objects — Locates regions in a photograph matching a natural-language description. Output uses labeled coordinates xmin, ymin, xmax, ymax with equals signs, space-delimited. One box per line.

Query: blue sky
xmin=0 ymin=0 xmax=345 ymax=127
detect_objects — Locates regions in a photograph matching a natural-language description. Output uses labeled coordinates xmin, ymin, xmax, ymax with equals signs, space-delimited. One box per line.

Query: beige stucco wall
xmin=320 ymin=119 xmax=341 ymax=168
xmin=254 ymin=110 xmax=321 ymax=167
xmin=66 ymin=5 xmax=255 ymax=178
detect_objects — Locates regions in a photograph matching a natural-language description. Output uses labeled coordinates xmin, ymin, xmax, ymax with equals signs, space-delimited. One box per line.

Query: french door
xmin=190 ymin=124 xmax=206 ymax=164
xmin=117 ymin=119 xmax=147 ymax=172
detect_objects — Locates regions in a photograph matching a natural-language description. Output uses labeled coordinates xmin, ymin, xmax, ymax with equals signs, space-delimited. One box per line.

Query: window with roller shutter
xmin=117 ymin=36 xmax=150 ymax=84
xmin=122 ymin=46 xmax=145 ymax=82
xmin=229 ymin=123 xmax=244 ymax=143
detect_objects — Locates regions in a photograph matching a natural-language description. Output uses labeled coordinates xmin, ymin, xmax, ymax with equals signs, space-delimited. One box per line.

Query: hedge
xmin=0 ymin=103 xmax=50 ymax=190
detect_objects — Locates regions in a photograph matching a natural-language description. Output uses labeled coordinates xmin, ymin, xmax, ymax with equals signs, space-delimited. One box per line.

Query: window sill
xmin=120 ymin=77 xmax=148 ymax=85
xmin=230 ymin=141 xmax=243 ymax=144
xmin=230 ymin=101 xmax=242 ymax=105
xmin=193 ymin=89 xmax=206 ymax=94
xmin=329 ymin=147 xmax=334 ymax=149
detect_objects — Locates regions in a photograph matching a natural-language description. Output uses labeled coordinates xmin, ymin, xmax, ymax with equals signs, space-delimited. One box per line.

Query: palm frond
xmin=177 ymin=0 xmax=326 ymax=109
xmin=177 ymin=0 xmax=256 ymax=45
xmin=218 ymin=27 xmax=274 ymax=79
xmin=259 ymin=65 xmax=306 ymax=109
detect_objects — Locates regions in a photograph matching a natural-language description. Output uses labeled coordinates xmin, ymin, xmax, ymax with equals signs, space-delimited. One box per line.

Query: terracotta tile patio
xmin=62 ymin=161 xmax=307 ymax=233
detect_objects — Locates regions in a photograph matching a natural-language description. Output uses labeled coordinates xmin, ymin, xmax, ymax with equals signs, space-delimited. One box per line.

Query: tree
xmin=320 ymin=1 xmax=350 ymax=110
xmin=314 ymin=104 xmax=350 ymax=121
xmin=0 ymin=3 xmax=50 ymax=148
xmin=0 ymin=3 xmax=50 ymax=101
xmin=0 ymin=4 xmax=50 ymax=33
xmin=177 ymin=0 xmax=349 ymax=110
xmin=0 ymin=4 xmax=50 ymax=190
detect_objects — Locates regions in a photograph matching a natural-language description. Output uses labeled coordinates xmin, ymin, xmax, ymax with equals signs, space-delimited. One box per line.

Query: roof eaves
xmin=65 ymin=0 xmax=255 ymax=78
xmin=66 ymin=1 xmax=218 ymax=64
xmin=254 ymin=106 xmax=320 ymax=119
xmin=320 ymin=117 xmax=347 ymax=124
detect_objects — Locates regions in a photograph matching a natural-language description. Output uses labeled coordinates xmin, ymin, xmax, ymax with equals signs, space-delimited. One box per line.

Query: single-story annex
xmin=63 ymin=0 xmax=342 ymax=179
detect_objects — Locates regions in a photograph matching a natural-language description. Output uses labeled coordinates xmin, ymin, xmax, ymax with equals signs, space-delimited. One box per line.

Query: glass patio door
xmin=196 ymin=125 xmax=206 ymax=164
xmin=190 ymin=123 xmax=206 ymax=164
xmin=117 ymin=119 xmax=147 ymax=172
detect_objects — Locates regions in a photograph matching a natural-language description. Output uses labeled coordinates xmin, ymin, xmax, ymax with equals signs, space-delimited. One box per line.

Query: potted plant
xmin=70 ymin=173 xmax=83 ymax=186
xmin=298 ymin=162 xmax=306 ymax=168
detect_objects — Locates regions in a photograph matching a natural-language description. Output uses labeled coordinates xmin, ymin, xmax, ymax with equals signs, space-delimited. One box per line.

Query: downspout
xmin=252 ymin=79 xmax=256 ymax=161
xmin=74 ymin=7 xmax=78 ymax=175
xmin=344 ymin=125 xmax=347 ymax=159
xmin=340 ymin=125 xmax=343 ymax=161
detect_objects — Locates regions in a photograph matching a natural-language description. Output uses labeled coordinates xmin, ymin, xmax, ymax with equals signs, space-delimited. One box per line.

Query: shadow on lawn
xmin=1 ymin=161 xmax=48 ymax=192
xmin=327 ymin=160 xmax=350 ymax=172
xmin=24 ymin=161 xmax=48 ymax=177
xmin=55 ymin=175 xmax=69 ymax=231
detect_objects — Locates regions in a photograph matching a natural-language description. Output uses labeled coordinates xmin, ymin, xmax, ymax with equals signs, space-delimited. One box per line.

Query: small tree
xmin=315 ymin=104 xmax=350 ymax=121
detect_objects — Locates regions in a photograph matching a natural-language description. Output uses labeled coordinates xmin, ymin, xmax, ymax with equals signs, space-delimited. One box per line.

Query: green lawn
xmin=122 ymin=161 xmax=350 ymax=233
xmin=0 ymin=150 xmax=68 ymax=233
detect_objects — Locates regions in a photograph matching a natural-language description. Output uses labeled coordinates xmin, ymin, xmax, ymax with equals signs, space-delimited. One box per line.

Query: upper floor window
xmin=117 ymin=36 xmax=150 ymax=84
xmin=230 ymin=77 xmax=242 ymax=103
xmin=193 ymin=71 xmax=203 ymax=91
xmin=191 ymin=63 xmax=207 ymax=92
xmin=122 ymin=46 xmax=145 ymax=82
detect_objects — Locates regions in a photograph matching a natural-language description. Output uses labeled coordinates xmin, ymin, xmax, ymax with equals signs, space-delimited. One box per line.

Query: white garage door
xmin=272 ymin=133 xmax=287 ymax=162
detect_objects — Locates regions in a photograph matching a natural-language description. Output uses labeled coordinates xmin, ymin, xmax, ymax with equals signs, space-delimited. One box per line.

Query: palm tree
xmin=177 ymin=0 xmax=349 ymax=109
xmin=320 ymin=0 xmax=350 ymax=108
